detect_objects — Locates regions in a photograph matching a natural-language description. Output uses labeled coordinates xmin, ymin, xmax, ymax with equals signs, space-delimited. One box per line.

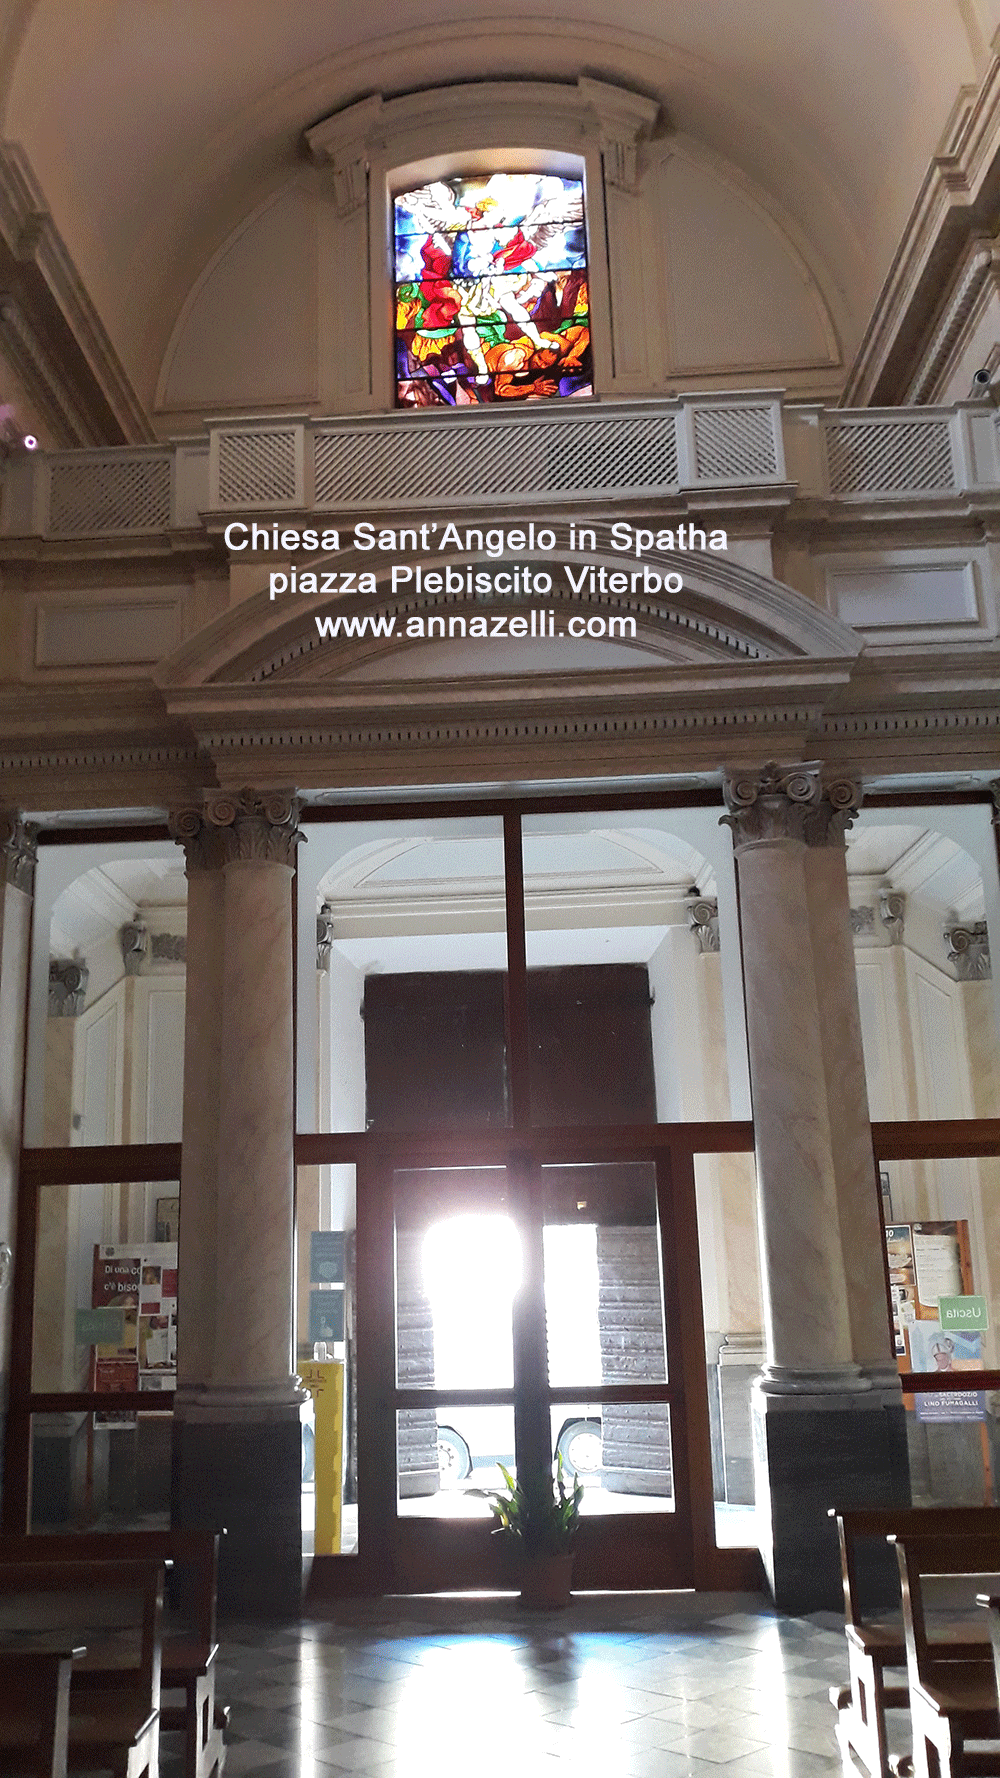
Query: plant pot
xmin=519 ymin=1551 xmax=574 ymax=1610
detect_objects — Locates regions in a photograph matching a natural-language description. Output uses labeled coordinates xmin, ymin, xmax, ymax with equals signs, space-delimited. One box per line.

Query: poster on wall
xmin=884 ymin=1219 xmax=986 ymax=1421
xmin=908 ymin=1321 xmax=986 ymax=1422
xmin=90 ymin=1242 xmax=177 ymax=1425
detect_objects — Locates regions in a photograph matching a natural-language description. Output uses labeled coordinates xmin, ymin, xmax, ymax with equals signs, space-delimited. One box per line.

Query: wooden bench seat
xmin=891 ymin=1531 xmax=1000 ymax=1778
xmin=0 ymin=1646 xmax=81 ymax=1778
xmin=829 ymin=1506 xmax=999 ymax=1778
xmin=0 ymin=1558 xmax=163 ymax=1778
xmin=0 ymin=1532 xmax=226 ymax=1778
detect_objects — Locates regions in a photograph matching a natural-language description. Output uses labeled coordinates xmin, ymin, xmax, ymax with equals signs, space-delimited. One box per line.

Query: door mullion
xmin=510 ymin=1150 xmax=550 ymax=1477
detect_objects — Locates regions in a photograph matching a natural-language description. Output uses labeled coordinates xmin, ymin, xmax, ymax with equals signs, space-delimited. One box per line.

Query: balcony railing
xmin=2 ymin=392 xmax=999 ymax=542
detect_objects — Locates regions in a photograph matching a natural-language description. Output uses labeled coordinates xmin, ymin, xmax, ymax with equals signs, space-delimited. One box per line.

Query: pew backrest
xmin=0 ymin=1558 xmax=163 ymax=1711
xmin=890 ymin=1532 xmax=1000 ymax=1691
xmin=0 ymin=1529 xmax=219 ymax=1650
xmin=831 ymin=1505 xmax=1000 ymax=1627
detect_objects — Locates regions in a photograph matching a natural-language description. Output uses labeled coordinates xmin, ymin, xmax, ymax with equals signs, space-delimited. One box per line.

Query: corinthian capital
xmin=0 ymin=812 xmax=38 ymax=892
xmin=721 ymin=762 xmax=822 ymax=847
xmin=804 ymin=775 xmax=863 ymax=847
xmin=168 ymin=808 xmax=227 ymax=874
xmin=204 ymin=788 xmax=303 ymax=867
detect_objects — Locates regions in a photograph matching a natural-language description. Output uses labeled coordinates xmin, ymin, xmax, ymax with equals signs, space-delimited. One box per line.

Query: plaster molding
xmin=120 ymin=919 xmax=148 ymax=974
xmin=0 ymin=809 xmax=36 ymax=890
xmin=845 ymin=52 xmax=1000 ymax=405
xmin=686 ymin=896 xmax=720 ymax=952
xmin=0 ymin=295 xmax=101 ymax=446
xmin=849 ymin=904 xmax=875 ymax=936
xmin=905 ymin=241 xmax=1000 ymax=404
xmin=316 ymin=901 xmax=334 ymax=970
xmin=48 ymin=956 xmax=87 ymax=1016
xmin=879 ymin=888 xmax=906 ymax=945
xmin=945 ymin=918 xmax=991 ymax=978
xmin=0 ymin=142 xmax=154 ymax=444
xmin=577 ymin=76 xmax=660 ymax=193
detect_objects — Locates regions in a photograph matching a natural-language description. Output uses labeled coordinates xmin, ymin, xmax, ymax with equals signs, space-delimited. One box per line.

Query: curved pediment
xmin=156 ymin=548 xmax=861 ymax=692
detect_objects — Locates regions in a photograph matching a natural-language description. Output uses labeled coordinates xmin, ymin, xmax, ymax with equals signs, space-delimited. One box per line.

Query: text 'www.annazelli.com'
xmin=313 ymin=608 xmax=637 ymax=640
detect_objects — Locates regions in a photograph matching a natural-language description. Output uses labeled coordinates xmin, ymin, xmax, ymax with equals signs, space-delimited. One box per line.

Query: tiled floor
xmin=164 ymin=1592 xmax=861 ymax=1778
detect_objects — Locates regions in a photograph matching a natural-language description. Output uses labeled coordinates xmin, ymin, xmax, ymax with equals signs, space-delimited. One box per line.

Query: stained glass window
xmin=393 ymin=172 xmax=592 ymax=407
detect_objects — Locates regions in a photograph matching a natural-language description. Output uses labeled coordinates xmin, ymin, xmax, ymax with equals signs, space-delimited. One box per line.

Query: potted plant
xmin=483 ymin=1458 xmax=583 ymax=1608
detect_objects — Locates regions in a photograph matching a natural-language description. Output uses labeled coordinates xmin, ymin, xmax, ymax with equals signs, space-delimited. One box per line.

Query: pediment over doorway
xmin=153 ymin=555 xmax=863 ymax=791
xmin=158 ymin=552 xmax=860 ymax=689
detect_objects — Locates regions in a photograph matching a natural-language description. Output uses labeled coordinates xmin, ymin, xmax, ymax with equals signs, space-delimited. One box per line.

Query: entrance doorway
xmin=299 ymin=1126 xmax=763 ymax=1600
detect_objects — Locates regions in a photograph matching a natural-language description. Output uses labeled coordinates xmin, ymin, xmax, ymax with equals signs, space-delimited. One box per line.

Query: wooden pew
xmin=891 ymin=1532 xmax=1000 ymax=1778
xmin=0 ymin=1532 xmax=226 ymax=1778
xmin=0 ymin=1647 xmax=81 ymax=1778
xmin=829 ymin=1506 xmax=999 ymax=1778
xmin=0 ymin=1558 xmax=163 ymax=1778
xmin=981 ymin=1595 xmax=1000 ymax=1700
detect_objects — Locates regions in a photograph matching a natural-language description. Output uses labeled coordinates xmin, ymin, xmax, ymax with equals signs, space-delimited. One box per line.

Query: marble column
xmin=805 ymin=779 xmax=901 ymax=1391
xmin=723 ymin=764 xmax=907 ymax=1611
xmin=172 ymin=789 xmax=305 ymax=1616
xmin=0 ymin=816 xmax=36 ymax=1519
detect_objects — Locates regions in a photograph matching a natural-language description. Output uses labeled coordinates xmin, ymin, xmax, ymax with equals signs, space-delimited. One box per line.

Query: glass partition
xmin=520 ymin=809 xmax=749 ymax=1124
xmin=849 ymin=805 xmax=1000 ymax=1124
xmin=25 ymin=839 xmax=186 ymax=1147
xmin=695 ymin=1150 xmax=763 ymax=1548
xmin=297 ymin=817 xmax=508 ymax=1135
xmin=296 ymin=1162 xmax=357 ymax=1556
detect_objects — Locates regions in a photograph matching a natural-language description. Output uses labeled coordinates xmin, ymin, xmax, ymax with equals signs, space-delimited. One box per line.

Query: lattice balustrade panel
xmin=48 ymin=455 xmax=172 ymax=536
xmin=825 ymin=418 xmax=956 ymax=495
xmin=692 ymin=405 xmax=778 ymax=480
xmin=216 ymin=429 xmax=297 ymax=506
xmin=313 ymin=412 xmax=679 ymax=507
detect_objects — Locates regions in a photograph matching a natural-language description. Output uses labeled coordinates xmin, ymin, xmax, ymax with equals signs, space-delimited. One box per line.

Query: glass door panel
xmin=393 ymin=1167 xmax=517 ymax=1517
xmin=542 ymin=1161 xmax=674 ymax=1517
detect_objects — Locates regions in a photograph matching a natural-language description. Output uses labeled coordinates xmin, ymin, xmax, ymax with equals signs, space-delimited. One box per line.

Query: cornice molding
xmin=0 ymin=295 xmax=99 ymax=446
xmin=0 ymin=142 xmax=153 ymax=445
xmin=905 ymin=240 xmax=1000 ymax=404
xmin=845 ymin=53 xmax=1000 ymax=406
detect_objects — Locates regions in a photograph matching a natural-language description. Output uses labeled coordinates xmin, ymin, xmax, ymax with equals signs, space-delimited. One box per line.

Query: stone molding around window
xmin=304 ymin=77 xmax=659 ymax=409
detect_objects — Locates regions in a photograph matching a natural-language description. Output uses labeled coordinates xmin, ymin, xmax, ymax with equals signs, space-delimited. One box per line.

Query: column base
xmin=751 ymin=1381 xmax=910 ymax=1613
xmin=173 ymin=1399 xmax=303 ymax=1617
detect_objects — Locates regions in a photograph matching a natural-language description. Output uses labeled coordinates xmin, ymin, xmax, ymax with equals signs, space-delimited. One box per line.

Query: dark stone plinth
xmin=752 ymin=1388 xmax=910 ymax=1613
xmin=173 ymin=1413 xmax=302 ymax=1617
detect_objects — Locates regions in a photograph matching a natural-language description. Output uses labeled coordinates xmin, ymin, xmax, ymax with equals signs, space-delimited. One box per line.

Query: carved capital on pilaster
xmin=205 ymin=787 xmax=303 ymax=867
xmin=48 ymin=957 xmax=88 ymax=1017
xmin=0 ymin=811 xmax=38 ymax=892
xmin=579 ymin=76 xmax=660 ymax=193
xmin=945 ymin=920 xmax=991 ymax=980
xmin=168 ymin=808 xmax=227 ymax=874
xmin=305 ymin=93 xmax=381 ymax=216
xmin=317 ymin=902 xmax=334 ymax=971
xmin=804 ymin=775 xmax=863 ymax=847
xmin=120 ymin=921 xmax=148 ymax=975
xmin=850 ymin=905 xmax=875 ymax=937
xmin=721 ymin=761 xmax=822 ymax=847
xmin=879 ymin=888 xmax=906 ymax=945
xmin=686 ymin=898 xmax=720 ymax=953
